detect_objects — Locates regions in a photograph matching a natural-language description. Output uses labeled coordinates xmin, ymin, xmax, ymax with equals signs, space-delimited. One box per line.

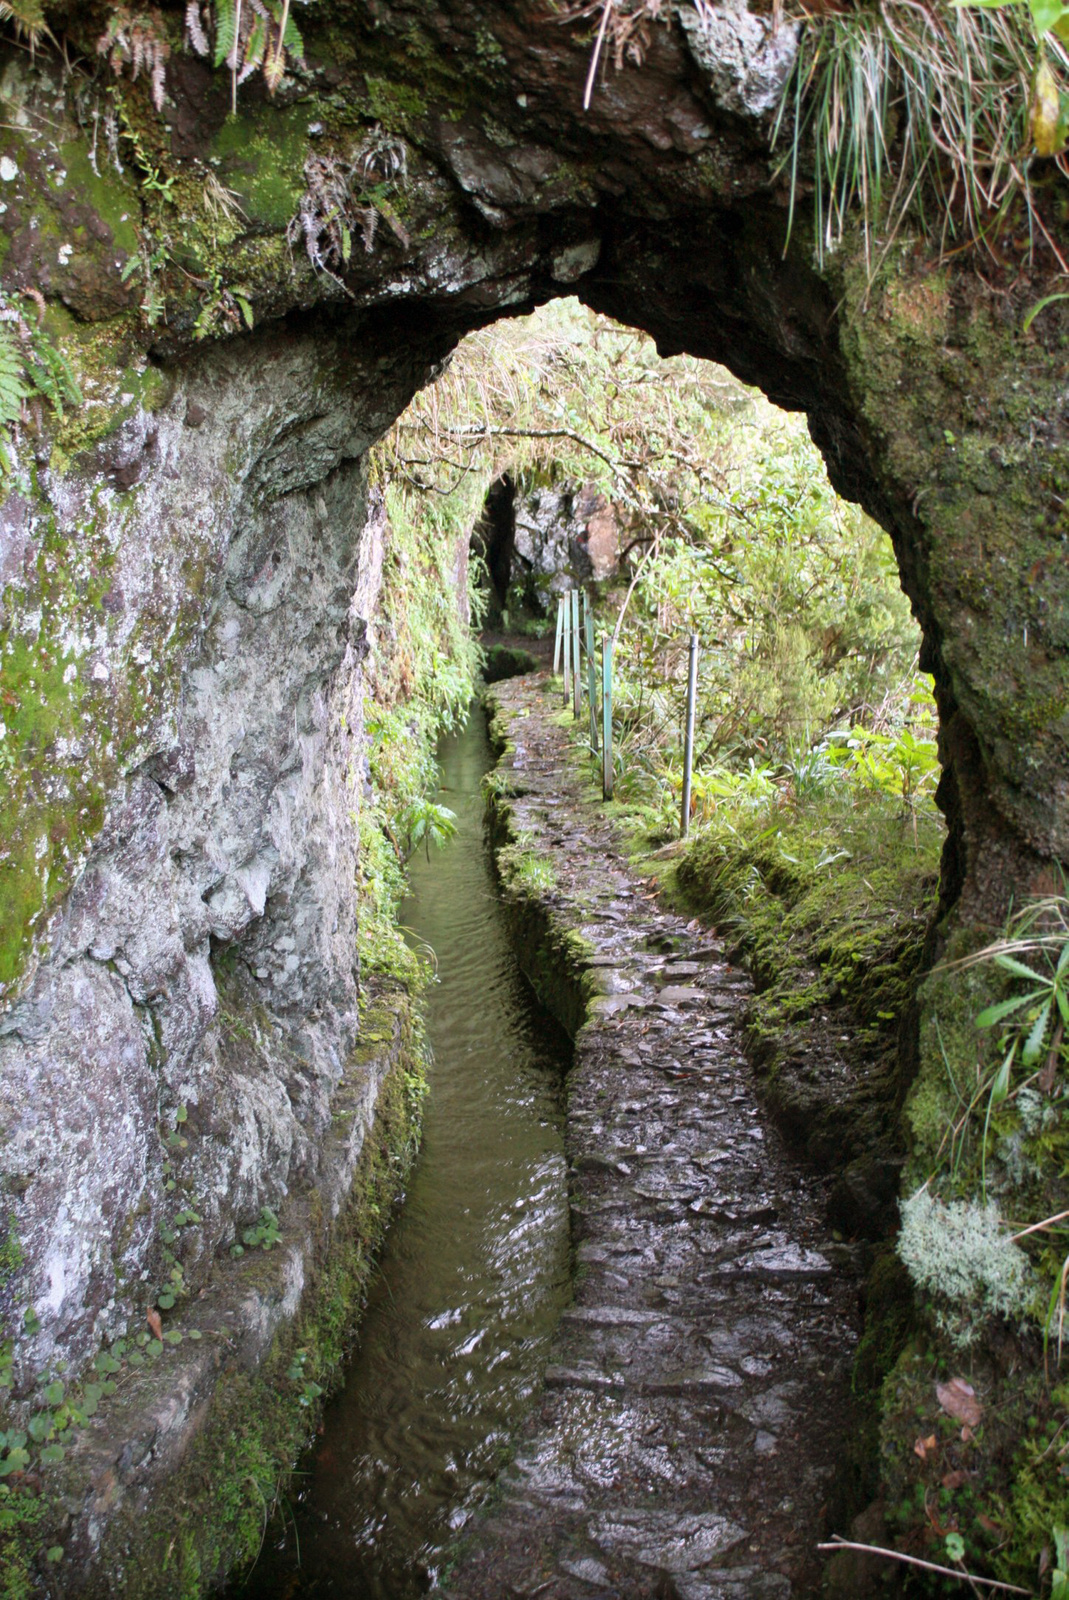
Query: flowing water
xmin=245 ymin=710 xmax=573 ymax=1599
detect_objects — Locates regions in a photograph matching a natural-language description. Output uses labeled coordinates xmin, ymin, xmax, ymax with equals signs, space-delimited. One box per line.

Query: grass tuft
xmin=774 ymin=0 xmax=1069 ymax=271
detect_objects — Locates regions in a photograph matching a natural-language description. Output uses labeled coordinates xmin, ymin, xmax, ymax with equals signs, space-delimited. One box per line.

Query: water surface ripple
xmin=247 ymin=710 xmax=572 ymax=1599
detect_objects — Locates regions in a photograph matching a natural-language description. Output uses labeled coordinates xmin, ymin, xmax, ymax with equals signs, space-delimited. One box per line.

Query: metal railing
xmin=554 ymin=591 xmax=699 ymax=830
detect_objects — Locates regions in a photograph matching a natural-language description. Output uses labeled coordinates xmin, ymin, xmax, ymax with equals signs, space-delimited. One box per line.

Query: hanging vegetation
xmin=773 ymin=0 xmax=1069 ymax=270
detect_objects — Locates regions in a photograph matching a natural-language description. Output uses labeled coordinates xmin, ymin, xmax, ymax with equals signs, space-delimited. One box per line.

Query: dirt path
xmin=444 ymin=673 xmax=861 ymax=1600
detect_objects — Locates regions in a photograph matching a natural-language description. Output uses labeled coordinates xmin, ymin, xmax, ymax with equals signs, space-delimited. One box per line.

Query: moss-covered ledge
xmin=0 ymin=978 xmax=425 ymax=1600
xmin=482 ymin=693 xmax=600 ymax=1042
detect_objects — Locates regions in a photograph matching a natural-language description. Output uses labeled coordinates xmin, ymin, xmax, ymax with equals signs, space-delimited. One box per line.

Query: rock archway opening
xmin=2 ymin=6 xmax=1066 ymax=1586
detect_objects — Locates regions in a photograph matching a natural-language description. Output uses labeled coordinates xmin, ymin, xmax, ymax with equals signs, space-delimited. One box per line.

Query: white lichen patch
xmin=898 ymin=1187 xmax=1034 ymax=1348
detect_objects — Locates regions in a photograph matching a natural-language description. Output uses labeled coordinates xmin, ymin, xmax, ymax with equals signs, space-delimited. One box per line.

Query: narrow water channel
xmin=247 ymin=709 xmax=573 ymax=1599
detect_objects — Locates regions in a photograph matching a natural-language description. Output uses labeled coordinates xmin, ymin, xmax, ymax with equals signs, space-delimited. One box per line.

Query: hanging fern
xmin=0 ymin=296 xmax=82 ymax=479
xmin=187 ymin=0 xmax=307 ymax=106
xmin=0 ymin=0 xmax=47 ymax=45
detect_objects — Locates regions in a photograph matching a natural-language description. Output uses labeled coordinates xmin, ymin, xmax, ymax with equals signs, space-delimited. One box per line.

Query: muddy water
xmin=246 ymin=711 xmax=572 ymax=1599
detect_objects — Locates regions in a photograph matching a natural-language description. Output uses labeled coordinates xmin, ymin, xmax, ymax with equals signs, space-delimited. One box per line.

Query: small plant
xmin=97 ymin=7 xmax=170 ymax=111
xmin=401 ymin=796 xmax=458 ymax=860
xmin=0 ymin=294 xmax=82 ymax=476
xmin=773 ymin=0 xmax=1069 ymax=270
xmin=285 ymin=1346 xmax=324 ymax=1407
xmin=232 ymin=1206 xmax=282 ymax=1256
xmin=186 ymin=0 xmax=306 ymax=109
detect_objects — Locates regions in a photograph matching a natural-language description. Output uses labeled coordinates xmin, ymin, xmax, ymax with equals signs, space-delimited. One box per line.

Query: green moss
xmin=49 ymin=136 xmax=142 ymax=263
xmin=878 ymin=1340 xmax=1067 ymax=1592
xmin=365 ymin=76 xmax=428 ymax=126
xmin=0 ymin=446 xmax=213 ymax=998
xmin=675 ymin=787 xmax=941 ymax=1165
xmin=0 ymin=1485 xmax=51 ymax=1600
xmin=208 ymin=106 xmax=308 ymax=229
xmin=56 ymin=1002 xmax=426 ymax=1599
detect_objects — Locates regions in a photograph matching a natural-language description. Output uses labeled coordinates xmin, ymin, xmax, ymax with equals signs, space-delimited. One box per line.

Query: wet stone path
xmin=445 ymin=675 xmax=860 ymax=1600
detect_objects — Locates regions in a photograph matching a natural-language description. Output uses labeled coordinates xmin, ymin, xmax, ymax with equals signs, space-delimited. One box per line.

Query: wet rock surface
xmin=446 ymin=676 xmax=859 ymax=1599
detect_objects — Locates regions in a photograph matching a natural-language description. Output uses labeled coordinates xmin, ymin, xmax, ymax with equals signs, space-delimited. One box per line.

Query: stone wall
xmin=0 ymin=317 xmax=435 ymax=1386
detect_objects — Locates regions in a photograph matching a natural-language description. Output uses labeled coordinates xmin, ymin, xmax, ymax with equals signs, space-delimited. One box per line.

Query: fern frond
xmin=212 ymin=0 xmax=237 ymax=70
xmin=0 ymin=0 xmax=47 ymax=44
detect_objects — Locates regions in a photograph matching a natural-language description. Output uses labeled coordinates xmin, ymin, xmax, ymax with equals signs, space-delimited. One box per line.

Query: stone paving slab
xmin=444 ymin=676 xmax=859 ymax=1600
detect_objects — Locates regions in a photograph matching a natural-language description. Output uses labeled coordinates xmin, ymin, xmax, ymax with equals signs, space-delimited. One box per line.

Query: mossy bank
xmin=1 ymin=983 xmax=425 ymax=1599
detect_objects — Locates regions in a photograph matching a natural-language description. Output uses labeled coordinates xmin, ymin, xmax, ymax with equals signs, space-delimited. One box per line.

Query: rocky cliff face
xmin=0 ymin=0 xmax=1066 ymax=1587
xmin=0 ymin=317 xmax=437 ymax=1383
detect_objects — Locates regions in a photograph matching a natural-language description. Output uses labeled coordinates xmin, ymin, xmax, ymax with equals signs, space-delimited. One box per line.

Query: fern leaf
xmin=281 ymin=9 xmax=302 ymax=59
xmin=185 ymin=0 xmax=209 ymax=56
xmin=212 ymin=0 xmax=237 ymax=70
xmin=0 ymin=0 xmax=47 ymax=44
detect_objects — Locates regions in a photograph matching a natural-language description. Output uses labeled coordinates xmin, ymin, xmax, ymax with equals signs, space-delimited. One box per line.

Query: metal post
xmin=584 ymin=595 xmax=599 ymax=755
xmin=602 ymin=633 xmax=613 ymax=801
xmin=571 ymin=588 xmax=581 ymax=721
xmin=562 ymin=591 xmax=571 ymax=706
xmin=553 ymin=595 xmax=565 ymax=677
xmin=680 ymin=632 xmax=699 ymax=838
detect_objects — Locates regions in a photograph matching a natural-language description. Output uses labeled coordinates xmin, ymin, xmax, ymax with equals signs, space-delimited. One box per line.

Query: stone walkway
xmin=445 ymin=675 xmax=860 ymax=1600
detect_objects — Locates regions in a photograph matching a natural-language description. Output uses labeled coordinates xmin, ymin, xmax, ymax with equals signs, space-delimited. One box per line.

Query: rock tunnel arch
xmin=0 ymin=0 xmax=1066 ymax=1584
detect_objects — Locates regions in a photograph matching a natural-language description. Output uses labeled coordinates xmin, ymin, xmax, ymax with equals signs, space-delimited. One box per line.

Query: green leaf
xmin=43 ymin=1380 xmax=64 ymax=1407
xmin=27 ymin=1413 xmax=51 ymax=1443
xmin=39 ymin=1443 xmax=65 ymax=1465
xmin=945 ymin=1531 xmax=966 ymax=1562
xmin=993 ymin=954 xmax=1048 ymax=982
xmin=990 ymin=1049 xmax=1013 ymax=1105
xmin=46 ymin=1548 xmax=63 ymax=1564
xmin=163 ymin=1330 xmax=182 ymax=1345
xmin=1024 ymin=997 xmax=1053 ymax=1064
xmin=213 ymin=0 xmax=237 ymax=69
xmin=1024 ymin=292 xmax=1069 ymax=332
xmin=976 ymin=993 xmax=1035 ymax=1028
xmin=1030 ymin=0 xmax=1069 ymax=33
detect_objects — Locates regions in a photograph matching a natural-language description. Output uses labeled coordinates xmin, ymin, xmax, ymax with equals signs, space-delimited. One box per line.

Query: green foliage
xmin=599 ymin=411 xmax=928 ymax=837
xmin=675 ymin=777 xmax=940 ymax=1162
xmin=0 ymin=298 xmax=82 ymax=478
xmin=380 ymin=296 xmax=752 ymax=529
xmin=355 ymin=470 xmax=483 ymax=984
xmin=185 ymin=0 xmax=307 ymax=101
xmin=0 ymin=1 xmax=44 ymax=40
xmin=231 ymin=1207 xmax=282 ymax=1257
xmin=773 ymin=0 xmax=1064 ymax=269
xmin=400 ymin=797 xmax=458 ymax=860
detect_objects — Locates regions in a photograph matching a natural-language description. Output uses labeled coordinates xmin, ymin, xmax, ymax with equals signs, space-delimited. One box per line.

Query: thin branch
xmin=1010 ymin=1208 xmax=1069 ymax=1243
xmin=400 ymin=422 xmax=623 ymax=477
xmin=815 ymin=1540 xmax=1033 ymax=1595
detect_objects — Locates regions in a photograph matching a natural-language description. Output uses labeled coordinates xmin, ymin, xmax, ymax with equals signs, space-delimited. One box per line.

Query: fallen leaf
xmin=936 ymin=1377 xmax=982 ymax=1428
xmin=147 ymin=1308 xmax=163 ymax=1341
xmin=961 ymin=1425 xmax=975 ymax=1444
xmin=941 ymin=1470 xmax=967 ymax=1490
xmin=978 ymin=1514 xmax=1004 ymax=1536
xmin=914 ymin=1434 xmax=937 ymax=1460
